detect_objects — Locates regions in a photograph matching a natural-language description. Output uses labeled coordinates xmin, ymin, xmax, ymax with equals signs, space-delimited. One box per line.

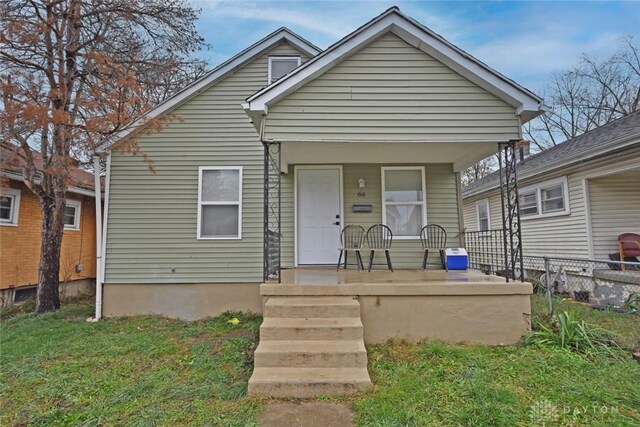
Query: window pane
xmin=201 ymin=205 xmax=239 ymax=237
xmin=0 ymin=197 xmax=12 ymax=220
xmin=385 ymin=204 xmax=422 ymax=236
xmin=270 ymin=58 xmax=299 ymax=83
xmin=519 ymin=191 xmax=538 ymax=216
xmin=542 ymin=185 xmax=563 ymax=200
xmin=64 ymin=206 xmax=76 ymax=226
xmin=541 ymin=185 xmax=565 ymax=213
xmin=202 ymin=169 xmax=240 ymax=202
xmin=480 ymin=218 xmax=489 ymax=231
xmin=384 ymin=169 xmax=423 ymax=202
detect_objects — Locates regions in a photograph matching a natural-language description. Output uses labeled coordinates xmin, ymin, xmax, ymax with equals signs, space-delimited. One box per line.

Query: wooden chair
xmin=420 ymin=224 xmax=448 ymax=271
xmin=618 ymin=233 xmax=640 ymax=271
xmin=337 ymin=225 xmax=366 ymax=271
xmin=366 ymin=224 xmax=393 ymax=272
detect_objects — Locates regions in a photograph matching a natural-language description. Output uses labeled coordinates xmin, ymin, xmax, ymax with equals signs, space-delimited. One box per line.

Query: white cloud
xmin=193 ymin=0 xmax=356 ymax=39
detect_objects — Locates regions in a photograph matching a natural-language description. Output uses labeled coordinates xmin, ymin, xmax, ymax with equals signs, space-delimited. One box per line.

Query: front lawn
xmin=1 ymin=296 xmax=639 ymax=426
xmin=1 ymin=300 xmax=262 ymax=426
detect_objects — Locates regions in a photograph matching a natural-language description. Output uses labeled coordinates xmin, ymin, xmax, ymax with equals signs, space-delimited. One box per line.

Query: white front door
xmin=297 ymin=168 xmax=342 ymax=265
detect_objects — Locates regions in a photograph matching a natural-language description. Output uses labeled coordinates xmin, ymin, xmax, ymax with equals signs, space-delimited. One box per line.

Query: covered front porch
xmin=262 ymin=140 xmax=525 ymax=284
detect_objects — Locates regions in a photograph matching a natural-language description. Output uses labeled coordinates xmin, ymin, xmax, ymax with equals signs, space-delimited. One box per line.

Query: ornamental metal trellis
xmin=263 ymin=141 xmax=282 ymax=282
xmin=498 ymin=140 xmax=524 ymax=282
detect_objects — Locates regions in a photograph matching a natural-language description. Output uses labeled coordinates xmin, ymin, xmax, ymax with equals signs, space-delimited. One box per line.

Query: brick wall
xmin=0 ymin=181 xmax=97 ymax=289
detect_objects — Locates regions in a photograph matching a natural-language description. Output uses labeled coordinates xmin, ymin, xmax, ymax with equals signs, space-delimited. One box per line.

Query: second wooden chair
xmin=366 ymin=224 xmax=393 ymax=272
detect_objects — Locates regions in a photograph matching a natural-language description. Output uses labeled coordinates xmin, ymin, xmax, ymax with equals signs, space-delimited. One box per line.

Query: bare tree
xmin=461 ymin=156 xmax=496 ymax=187
xmin=525 ymin=36 xmax=640 ymax=150
xmin=0 ymin=0 xmax=206 ymax=313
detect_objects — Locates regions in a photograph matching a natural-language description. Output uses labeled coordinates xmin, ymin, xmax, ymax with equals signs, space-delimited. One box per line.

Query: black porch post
xmin=263 ymin=141 xmax=282 ymax=283
xmin=498 ymin=140 xmax=524 ymax=282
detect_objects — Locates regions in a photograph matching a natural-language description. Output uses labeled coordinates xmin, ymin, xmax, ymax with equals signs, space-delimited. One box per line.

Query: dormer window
xmin=268 ymin=56 xmax=300 ymax=84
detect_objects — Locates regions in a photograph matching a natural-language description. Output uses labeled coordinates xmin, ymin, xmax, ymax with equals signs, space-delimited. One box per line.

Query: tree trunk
xmin=36 ymin=194 xmax=65 ymax=313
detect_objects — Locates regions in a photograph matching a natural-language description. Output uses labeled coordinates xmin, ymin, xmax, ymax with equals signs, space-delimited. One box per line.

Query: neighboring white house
xmin=462 ymin=111 xmax=640 ymax=261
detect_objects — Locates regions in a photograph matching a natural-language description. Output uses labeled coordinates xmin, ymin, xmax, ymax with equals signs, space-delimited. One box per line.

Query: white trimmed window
xmin=64 ymin=200 xmax=81 ymax=230
xmin=476 ymin=199 xmax=490 ymax=231
xmin=0 ymin=188 xmax=21 ymax=226
xmin=519 ymin=177 xmax=570 ymax=219
xmin=381 ymin=167 xmax=427 ymax=239
xmin=268 ymin=56 xmax=301 ymax=84
xmin=197 ymin=167 xmax=243 ymax=239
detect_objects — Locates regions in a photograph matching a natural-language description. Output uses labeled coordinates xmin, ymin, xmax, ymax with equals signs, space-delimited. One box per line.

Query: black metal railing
xmin=463 ymin=229 xmax=506 ymax=276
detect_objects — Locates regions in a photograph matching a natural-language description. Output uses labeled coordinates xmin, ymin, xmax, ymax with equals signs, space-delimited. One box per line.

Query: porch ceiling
xmin=280 ymin=141 xmax=498 ymax=172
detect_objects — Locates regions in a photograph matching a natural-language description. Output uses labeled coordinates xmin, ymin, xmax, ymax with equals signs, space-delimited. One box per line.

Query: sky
xmin=190 ymin=0 xmax=640 ymax=94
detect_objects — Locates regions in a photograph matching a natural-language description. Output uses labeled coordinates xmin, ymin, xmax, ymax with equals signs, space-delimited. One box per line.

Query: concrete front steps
xmin=248 ymin=296 xmax=372 ymax=398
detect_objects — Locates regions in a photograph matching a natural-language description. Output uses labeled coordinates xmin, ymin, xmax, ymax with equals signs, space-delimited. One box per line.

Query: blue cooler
xmin=445 ymin=248 xmax=468 ymax=270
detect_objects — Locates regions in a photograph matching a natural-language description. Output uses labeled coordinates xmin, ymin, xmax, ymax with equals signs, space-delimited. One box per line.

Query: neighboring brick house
xmin=0 ymin=145 xmax=101 ymax=306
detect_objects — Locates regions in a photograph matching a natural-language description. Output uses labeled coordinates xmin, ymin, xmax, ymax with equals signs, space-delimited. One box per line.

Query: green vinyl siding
xmin=104 ymin=42 xmax=309 ymax=284
xmin=265 ymin=33 xmax=519 ymax=142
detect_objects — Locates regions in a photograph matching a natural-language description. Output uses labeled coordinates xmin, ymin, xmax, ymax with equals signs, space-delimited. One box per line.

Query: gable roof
xmin=462 ymin=110 xmax=640 ymax=198
xmin=96 ymin=27 xmax=321 ymax=153
xmin=1 ymin=144 xmax=102 ymax=195
xmin=244 ymin=7 xmax=544 ymax=123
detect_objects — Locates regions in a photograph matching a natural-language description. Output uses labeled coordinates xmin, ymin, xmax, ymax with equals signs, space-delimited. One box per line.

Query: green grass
xmin=2 ymin=296 xmax=639 ymax=426
xmin=1 ymin=299 xmax=262 ymax=426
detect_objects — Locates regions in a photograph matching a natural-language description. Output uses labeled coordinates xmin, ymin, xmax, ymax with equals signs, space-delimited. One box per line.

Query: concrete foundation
xmin=102 ymin=282 xmax=262 ymax=320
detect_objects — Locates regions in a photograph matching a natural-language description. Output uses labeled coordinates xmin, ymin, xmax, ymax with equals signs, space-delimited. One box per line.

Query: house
xmin=0 ymin=145 xmax=99 ymax=307
xmin=95 ymin=7 xmax=545 ymax=396
xmin=462 ymin=111 xmax=640 ymax=260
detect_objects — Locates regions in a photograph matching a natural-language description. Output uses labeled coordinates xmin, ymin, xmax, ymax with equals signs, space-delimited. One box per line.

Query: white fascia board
xmin=95 ymin=29 xmax=320 ymax=153
xmin=247 ymin=10 xmax=543 ymax=122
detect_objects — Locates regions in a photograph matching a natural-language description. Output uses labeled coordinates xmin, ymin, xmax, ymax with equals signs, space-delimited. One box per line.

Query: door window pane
xmin=201 ymin=205 xmax=239 ymax=238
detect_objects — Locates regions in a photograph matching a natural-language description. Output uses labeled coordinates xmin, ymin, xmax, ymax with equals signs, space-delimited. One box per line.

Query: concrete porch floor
xmin=262 ymin=267 xmax=528 ymax=297
xmin=280 ymin=267 xmax=504 ymax=285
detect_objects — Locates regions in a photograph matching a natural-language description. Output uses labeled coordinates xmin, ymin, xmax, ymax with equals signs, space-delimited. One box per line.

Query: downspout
xmin=91 ymin=154 xmax=103 ymax=321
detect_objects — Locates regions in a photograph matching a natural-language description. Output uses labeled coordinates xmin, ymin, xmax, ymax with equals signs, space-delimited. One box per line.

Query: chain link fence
xmin=464 ymin=230 xmax=640 ymax=315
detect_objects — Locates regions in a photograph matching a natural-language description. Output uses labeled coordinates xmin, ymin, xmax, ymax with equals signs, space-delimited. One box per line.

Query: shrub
xmin=527 ymin=311 xmax=621 ymax=357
